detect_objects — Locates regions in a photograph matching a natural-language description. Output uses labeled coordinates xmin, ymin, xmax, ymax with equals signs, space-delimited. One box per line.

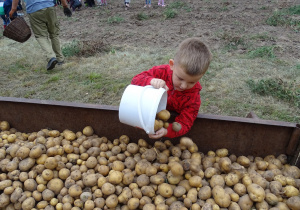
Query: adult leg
xmin=28 ymin=8 xmax=57 ymax=62
xmin=46 ymin=7 xmax=64 ymax=62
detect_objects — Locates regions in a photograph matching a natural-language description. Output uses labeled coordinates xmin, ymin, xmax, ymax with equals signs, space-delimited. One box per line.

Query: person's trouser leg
xmin=28 ymin=7 xmax=64 ymax=62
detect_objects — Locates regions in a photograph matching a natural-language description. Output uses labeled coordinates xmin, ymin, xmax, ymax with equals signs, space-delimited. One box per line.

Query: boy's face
xmin=169 ymin=59 xmax=203 ymax=91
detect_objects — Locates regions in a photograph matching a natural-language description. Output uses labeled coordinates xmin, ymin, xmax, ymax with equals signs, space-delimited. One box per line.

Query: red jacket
xmin=131 ymin=64 xmax=201 ymax=138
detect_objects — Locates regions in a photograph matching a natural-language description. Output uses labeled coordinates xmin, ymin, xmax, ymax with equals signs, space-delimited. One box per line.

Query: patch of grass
xmin=46 ymin=76 xmax=60 ymax=83
xmin=247 ymin=46 xmax=277 ymax=59
xmin=164 ymin=8 xmax=177 ymax=19
xmin=266 ymin=5 xmax=300 ymax=30
xmin=219 ymin=32 xmax=247 ymax=51
xmin=88 ymin=73 xmax=102 ymax=83
xmin=250 ymin=33 xmax=275 ymax=41
xmin=164 ymin=0 xmax=192 ymax=19
xmin=62 ymin=40 xmax=80 ymax=57
xmin=247 ymin=78 xmax=300 ymax=108
xmin=108 ymin=16 xmax=124 ymax=24
xmin=136 ymin=12 xmax=149 ymax=21
xmin=168 ymin=1 xmax=185 ymax=9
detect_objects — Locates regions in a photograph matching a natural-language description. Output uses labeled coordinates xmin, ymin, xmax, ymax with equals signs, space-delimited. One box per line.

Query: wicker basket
xmin=3 ymin=17 xmax=31 ymax=43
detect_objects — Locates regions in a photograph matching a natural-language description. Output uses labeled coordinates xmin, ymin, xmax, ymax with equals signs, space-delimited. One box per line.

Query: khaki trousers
xmin=28 ymin=7 xmax=64 ymax=62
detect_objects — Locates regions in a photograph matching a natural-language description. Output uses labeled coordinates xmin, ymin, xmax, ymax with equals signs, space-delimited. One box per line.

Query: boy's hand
xmin=150 ymin=79 xmax=169 ymax=91
xmin=149 ymin=127 xmax=167 ymax=139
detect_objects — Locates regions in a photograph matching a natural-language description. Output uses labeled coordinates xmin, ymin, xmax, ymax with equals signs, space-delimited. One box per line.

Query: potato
xmin=219 ymin=157 xmax=232 ymax=173
xmin=172 ymin=122 xmax=182 ymax=132
xmin=196 ymin=185 xmax=211 ymax=200
xmin=154 ymin=120 xmax=164 ymax=131
xmin=255 ymin=200 xmax=269 ymax=210
xmin=157 ymin=110 xmax=171 ymax=121
xmin=233 ymin=183 xmax=246 ymax=196
xmin=47 ymin=178 xmax=64 ymax=195
xmin=180 ymin=137 xmax=194 ymax=148
xmin=189 ymin=175 xmax=202 ymax=188
xmin=212 ymin=185 xmax=231 ymax=208
xmin=82 ymin=126 xmax=94 ymax=136
xmin=283 ymin=166 xmax=300 ymax=179
xmin=265 ymin=192 xmax=279 ymax=206
xmin=238 ymin=194 xmax=253 ymax=210
xmin=216 ymin=148 xmax=228 ymax=157
xmin=83 ymin=174 xmax=98 ymax=187
xmin=158 ymin=183 xmax=173 ymax=198
xmin=105 ymin=194 xmax=118 ymax=208
xmin=237 ymin=156 xmax=250 ymax=167
xmin=142 ymin=148 xmax=157 ymax=162
xmin=0 ymin=121 xmax=10 ymax=131
xmin=170 ymin=162 xmax=184 ymax=176
xmin=286 ymin=196 xmax=300 ymax=210
xmin=22 ymin=197 xmax=36 ymax=210
xmin=137 ymin=174 xmax=150 ymax=187
xmin=127 ymin=143 xmax=139 ymax=154
xmin=108 ymin=170 xmax=123 ymax=184
xmin=128 ymin=197 xmax=140 ymax=210
xmin=19 ymin=157 xmax=35 ymax=171
xmin=210 ymin=174 xmax=225 ymax=188
xmin=0 ymin=193 xmax=10 ymax=207
xmin=247 ymin=183 xmax=265 ymax=202
xmin=225 ymin=173 xmax=239 ymax=186
xmin=68 ymin=184 xmax=82 ymax=197
xmin=283 ymin=185 xmax=299 ymax=197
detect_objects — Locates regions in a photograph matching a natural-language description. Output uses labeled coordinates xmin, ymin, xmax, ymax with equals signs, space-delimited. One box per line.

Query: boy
xmin=131 ymin=37 xmax=212 ymax=139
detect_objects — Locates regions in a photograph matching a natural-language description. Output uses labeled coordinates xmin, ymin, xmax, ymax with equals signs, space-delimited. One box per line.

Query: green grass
xmin=163 ymin=1 xmax=192 ymax=19
xmin=266 ymin=5 xmax=300 ymax=30
xmin=248 ymin=46 xmax=277 ymax=59
xmin=108 ymin=16 xmax=124 ymax=24
xmin=136 ymin=12 xmax=149 ymax=21
xmin=164 ymin=8 xmax=177 ymax=19
xmin=247 ymin=78 xmax=300 ymax=108
xmin=62 ymin=40 xmax=80 ymax=57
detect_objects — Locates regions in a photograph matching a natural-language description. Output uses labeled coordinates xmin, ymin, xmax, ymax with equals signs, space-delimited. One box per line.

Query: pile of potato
xmin=0 ymin=120 xmax=300 ymax=210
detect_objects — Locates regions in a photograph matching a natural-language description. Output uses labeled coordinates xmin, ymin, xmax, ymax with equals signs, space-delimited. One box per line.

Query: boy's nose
xmin=180 ymin=82 xmax=187 ymax=90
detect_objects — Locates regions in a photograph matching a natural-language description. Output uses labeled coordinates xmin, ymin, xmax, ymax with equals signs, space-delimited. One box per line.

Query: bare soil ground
xmin=57 ymin=0 xmax=300 ymax=59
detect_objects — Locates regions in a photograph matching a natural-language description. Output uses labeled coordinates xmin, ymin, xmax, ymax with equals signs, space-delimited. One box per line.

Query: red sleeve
xmin=165 ymin=91 xmax=200 ymax=138
xmin=131 ymin=65 xmax=170 ymax=86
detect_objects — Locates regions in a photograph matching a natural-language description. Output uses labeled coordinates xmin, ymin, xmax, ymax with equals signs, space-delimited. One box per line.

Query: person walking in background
xmin=144 ymin=0 xmax=151 ymax=7
xmin=0 ymin=0 xmax=20 ymax=29
xmin=9 ymin=0 xmax=72 ymax=70
xmin=158 ymin=0 xmax=165 ymax=7
xmin=70 ymin=0 xmax=82 ymax=11
xmin=124 ymin=0 xmax=129 ymax=8
xmin=100 ymin=0 xmax=107 ymax=5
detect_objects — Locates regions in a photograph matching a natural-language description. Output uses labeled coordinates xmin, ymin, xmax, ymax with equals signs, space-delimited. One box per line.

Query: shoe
xmin=57 ymin=60 xmax=65 ymax=65
xmin=158 ymin=3 xmax=161 ymax=5
xmin=148 ymin=4 xmax=151 ymax=7
xmin=162 ymin=4 xmax=165 ymax=7
xmin=144 ymin=5 xmax=147 ymax=7
xmin=47 ymin=57 xmax=58 ymax=70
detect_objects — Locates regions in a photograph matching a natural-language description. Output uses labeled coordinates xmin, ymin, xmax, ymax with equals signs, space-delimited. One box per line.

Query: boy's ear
xmin=169 ymin=59 xmax=175 ymax=70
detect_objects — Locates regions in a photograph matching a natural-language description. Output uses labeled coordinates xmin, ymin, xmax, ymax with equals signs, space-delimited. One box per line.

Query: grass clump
xmin=248 ymin=46 xmax=277 ymax=59
xmin=266 ymin=5 xmax=300 ymax=30
xmin=62 ymin=40 xmax=109 ymax=57
xmin=247 ymin=78 xmax=300 ymax=108
xmin=136 ymin=12 xmax=149 ymax=21
xmin=164 ymin=8 xmax=177 ymax=19
xmin=62 ymin=40 xmax=80 ymax=57
xmin=108 ymin=16 xmax=124 ymax=24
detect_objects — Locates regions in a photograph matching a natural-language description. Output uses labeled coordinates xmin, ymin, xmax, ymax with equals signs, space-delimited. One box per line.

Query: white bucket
xmin=119 ymin=85 xmax=167 ymax=134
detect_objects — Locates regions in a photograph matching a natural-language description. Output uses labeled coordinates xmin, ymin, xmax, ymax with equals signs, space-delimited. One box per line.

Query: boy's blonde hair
xmin=174 ymin=37 xmax=212 ymax=76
